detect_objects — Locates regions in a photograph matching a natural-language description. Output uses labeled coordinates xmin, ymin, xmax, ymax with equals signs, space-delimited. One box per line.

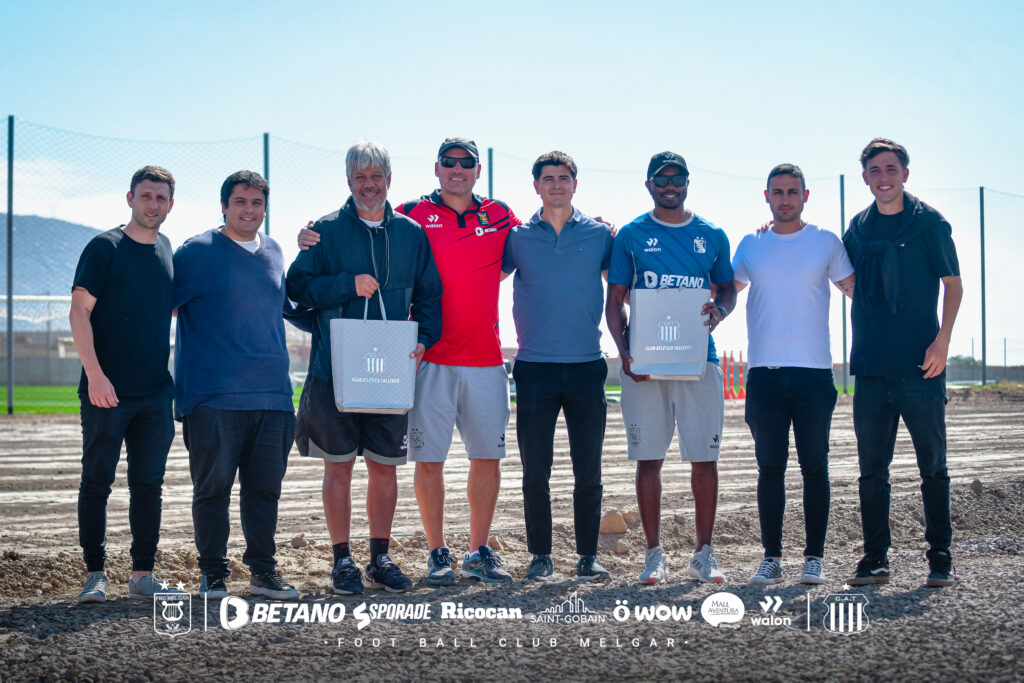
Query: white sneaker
xmin=800 ymin=557 xmax=826 ymax=585
xmin=638 ymin=546 xmax=668 ymax=585
xmin=749 ymin=558 xmax=784 ymax=585
xmin=686 ymin=544 xmax=725 ymax=583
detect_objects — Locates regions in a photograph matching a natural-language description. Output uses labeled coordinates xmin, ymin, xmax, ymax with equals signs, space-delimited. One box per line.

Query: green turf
xmin=0 ymin=385 xmax=81 ymax=414
xmin=0 ymin=385 xmax=304 ymax=414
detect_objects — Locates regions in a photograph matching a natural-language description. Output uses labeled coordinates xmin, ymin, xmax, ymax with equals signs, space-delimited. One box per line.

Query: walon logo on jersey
xmin=658 ymin=316 xmax=680 ymax=342
xmin=823 ymin=593 xmax=870 ymax=634
xmin=153 ymin=586 xmax=191 ymax=638
xmin=644 ymin=238 xmax=661 ymax=253
xmin=365 ymin=348 xmax=385 ymax=375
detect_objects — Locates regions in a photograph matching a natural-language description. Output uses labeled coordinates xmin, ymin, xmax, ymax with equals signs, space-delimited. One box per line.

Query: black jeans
xmin=78 ymin=394 xmax=175 ymax=572
xmin=513 ymin=358 xmax=607 ymax=556
xmin=853 ymin=373 xmax=950 ymax=560
xmin=744 ymin=367 xmax=837 ymax=559
xmin=183 ymin=406 xmax=295 ymax=576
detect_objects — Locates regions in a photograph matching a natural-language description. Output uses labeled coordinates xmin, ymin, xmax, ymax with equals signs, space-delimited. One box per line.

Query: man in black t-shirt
xmin=842 ymin=139 xmax=963 ymax=588
xmin=69 ymin=166 xmax=180 ymax=604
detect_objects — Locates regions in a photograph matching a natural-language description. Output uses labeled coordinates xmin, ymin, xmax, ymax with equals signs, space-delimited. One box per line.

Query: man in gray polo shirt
xmin=501 ymin=151 xmax=614 ymax=581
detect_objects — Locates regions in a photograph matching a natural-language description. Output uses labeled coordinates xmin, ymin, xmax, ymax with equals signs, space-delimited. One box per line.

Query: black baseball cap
xmin=438 ymin=137 xmax=480 ymax=160
xmin=647 ymin=151 xmax=688 ymax=179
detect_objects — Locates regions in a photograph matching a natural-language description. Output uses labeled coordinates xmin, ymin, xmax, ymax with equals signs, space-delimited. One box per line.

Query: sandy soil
xmin=1 ymin=391 xmax=1022 ymax=681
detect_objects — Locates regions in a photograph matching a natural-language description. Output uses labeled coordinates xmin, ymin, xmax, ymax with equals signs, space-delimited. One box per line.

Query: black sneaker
xmin=250 ymin=570 xmax=299 ymax=600
xmin=524 ymin=554 xmax=554 ymax=581
xmin=365 ymin=554 xmax=413 ymax=593
xmin=926 ymin=550 xmax=955 ymax=588
xmin=576 ymin=555 xmax=611 ymax=581
xmin=846 ymin=556 xmax=890 ymax=585
xmin=331 ymin=557 xmax=364 ymax=595
xmin=200 ymin=573 xmax=229 ymax=598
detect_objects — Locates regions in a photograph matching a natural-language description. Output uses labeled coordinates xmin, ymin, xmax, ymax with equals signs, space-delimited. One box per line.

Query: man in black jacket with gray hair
xmin=286 ymin=140 xmax=443 ymax=595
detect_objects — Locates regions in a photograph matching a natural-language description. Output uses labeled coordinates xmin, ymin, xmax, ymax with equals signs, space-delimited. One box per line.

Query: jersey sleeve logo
xmin=478 ymin=212 xmax=490 ymax=226
xmin=693 ymin=237 xmax=706 ymax=254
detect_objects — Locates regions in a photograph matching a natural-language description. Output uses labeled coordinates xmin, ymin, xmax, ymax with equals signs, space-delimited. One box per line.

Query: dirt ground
xmin=1 ymin=390 xmax=1022 ymax=681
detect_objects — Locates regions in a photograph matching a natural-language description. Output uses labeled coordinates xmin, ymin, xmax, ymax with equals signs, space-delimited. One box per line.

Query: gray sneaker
xmin=427 ymin=547 xmax=456 ymax=586
xmin=800 ymin=557 xmax=826 ymax=585
xmin=78 ymin=572 xmax=108 ymax=604
xmin=638 ymin=546 xmax=668 ymax=585
xmin=128 ymin=573 xmax=183 ymax=600
xmin=461 ymin=546 xmax=512 ymax=583
xmin=749 ymin=558 xmax=784 ymax=585
xmin=686 ymin=545 xmax=726 ymax=584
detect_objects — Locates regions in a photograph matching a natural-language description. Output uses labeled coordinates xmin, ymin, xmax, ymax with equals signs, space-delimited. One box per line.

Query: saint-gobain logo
xmin=693 ymin=237 xmax=706 ymax=254
xmin=658 ymin=317 xmax=680 ymax=342
xmin=153 ymin=592 xmax=191 ymax=638
xmin=532 ymin=591 xmax=606 ymax=624
xmin=365 ymin=348 xmax=385 ymax=375
xmin=823 ymin=594 xmax=870 ymax=634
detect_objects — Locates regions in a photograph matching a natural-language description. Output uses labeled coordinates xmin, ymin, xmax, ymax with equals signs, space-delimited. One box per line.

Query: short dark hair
xmin=220 ymin=170 xmax=269 ymax=207
xmin=130 ymin=165 xmax=175 ymax=200
xmin=860 ymin=138 xmax=909 ymax=169
xmin=766 ymin=163 xmax=806 ymax=191
xmin=532 ymin=151 xmax=578 ymax=180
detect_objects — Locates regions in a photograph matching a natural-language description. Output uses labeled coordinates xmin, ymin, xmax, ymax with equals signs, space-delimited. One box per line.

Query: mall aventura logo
xmin=532 ymin=591 xmax=606 ymax=625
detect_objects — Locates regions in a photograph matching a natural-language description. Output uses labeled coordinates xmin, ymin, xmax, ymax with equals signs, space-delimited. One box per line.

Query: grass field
xmin=0 ymin=383 xmax=917 ymax=414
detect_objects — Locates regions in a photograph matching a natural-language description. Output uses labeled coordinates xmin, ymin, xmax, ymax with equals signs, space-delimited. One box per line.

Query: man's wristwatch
xmin=715 ymin=304 xmax=728 ymax=320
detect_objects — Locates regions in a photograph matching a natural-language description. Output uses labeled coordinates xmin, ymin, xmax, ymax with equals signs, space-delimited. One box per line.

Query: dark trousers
xmin=78 ymin=394 xmax=175 ymax=572
xmin=853 ymin=374 xmax=950 ymax=559
xmin=513 ymin=359 xmax=607 ymax=556
xmin=183 ymin=406 xmax=295 ymax=576
xmin=745 ymin=367 xmax=837 ymax=559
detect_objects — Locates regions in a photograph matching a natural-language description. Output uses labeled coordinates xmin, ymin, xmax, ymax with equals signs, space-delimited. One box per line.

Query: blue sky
xmin=3 ymin=0 xmax=1022 ymax=362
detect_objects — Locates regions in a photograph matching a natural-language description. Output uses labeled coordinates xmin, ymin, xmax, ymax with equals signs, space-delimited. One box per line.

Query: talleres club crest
xmin=822 ymin=593 xmax=870 ymax=634
xmin=153 ymin=582 xmax=191 ymax=638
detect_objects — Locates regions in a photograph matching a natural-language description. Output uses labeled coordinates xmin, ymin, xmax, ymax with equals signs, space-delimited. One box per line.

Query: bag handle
xmin=361 ymin=290 xmax=388 ymax=322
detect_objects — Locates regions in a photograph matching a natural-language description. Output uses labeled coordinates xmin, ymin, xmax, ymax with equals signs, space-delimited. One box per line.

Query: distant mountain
xmin=0 ymin=214 xmax=103 ymax=295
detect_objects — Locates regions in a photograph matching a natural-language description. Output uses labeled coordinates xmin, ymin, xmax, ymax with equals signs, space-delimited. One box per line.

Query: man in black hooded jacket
xmin=286 ymin=140 xmax=442 ymax=595
xmin=842 ymin=138 xmax=962 ymax=589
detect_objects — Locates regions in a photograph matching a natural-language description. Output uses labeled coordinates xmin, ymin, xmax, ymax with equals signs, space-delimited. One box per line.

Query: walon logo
xmin=365 ymin=348 xmax=385 ymax=375
xmin=658 ymin=316 xmax=680 ymax=342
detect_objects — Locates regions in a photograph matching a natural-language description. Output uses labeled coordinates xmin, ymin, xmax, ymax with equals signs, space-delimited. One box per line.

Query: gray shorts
xmin=407 ymin=362 xmax=511 ymax=463
xmin=620 ymin=362 xmax=724 ymax=462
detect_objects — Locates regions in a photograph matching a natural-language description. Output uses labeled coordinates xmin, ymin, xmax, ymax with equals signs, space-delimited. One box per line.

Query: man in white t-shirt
xmin=731 ymin=163 xmax=855 ymax=585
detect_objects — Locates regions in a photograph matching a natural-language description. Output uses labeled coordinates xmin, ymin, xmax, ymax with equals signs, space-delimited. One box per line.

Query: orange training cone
xmin=736 ymin=351 xmax=746 ymax=398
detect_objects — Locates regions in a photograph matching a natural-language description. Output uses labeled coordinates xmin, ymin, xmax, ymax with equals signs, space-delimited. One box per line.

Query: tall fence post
xmin=840 ymin=174 xmax=847 ymax=394
xmin=6 ymin=115 xmax=13 ymax=414
xmin=263 ymin=132 xmax=270 ymax=235
xmin=487 ymin=147 xmax=494 ymax=200
xmin=980 ymin=186 xmax=986 ymax=385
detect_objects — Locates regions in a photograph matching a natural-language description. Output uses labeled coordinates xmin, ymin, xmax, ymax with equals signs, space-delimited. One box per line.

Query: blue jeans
xmin=744 ymin=367 xmax=837 ymax=559
xmin=78 ymin=394 xmax=175 ymax=572
xmin=183 ymin=406 xmax=295 ymax=576
xmin=853 ymin=374 xmax=950 ymax=559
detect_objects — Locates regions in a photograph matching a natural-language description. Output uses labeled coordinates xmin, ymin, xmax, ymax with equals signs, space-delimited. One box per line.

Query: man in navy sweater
xmin=174 ymin=170 xmax=309 ymax=600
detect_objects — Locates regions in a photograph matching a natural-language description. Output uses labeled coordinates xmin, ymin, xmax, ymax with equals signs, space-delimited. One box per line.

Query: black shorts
xmin=295 ymin=375 xmax=408 ymax=465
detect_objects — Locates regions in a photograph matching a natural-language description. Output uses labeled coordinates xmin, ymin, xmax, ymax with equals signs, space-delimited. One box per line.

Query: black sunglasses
xmin=650 ymin=175 xmax=688 ymax=188
xmin=439 ymin=156 xmax=478 ymax=169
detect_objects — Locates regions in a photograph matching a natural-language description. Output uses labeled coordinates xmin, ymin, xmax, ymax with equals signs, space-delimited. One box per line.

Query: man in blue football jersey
xmin=606 ymin=152 xmax=736 ymax=585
